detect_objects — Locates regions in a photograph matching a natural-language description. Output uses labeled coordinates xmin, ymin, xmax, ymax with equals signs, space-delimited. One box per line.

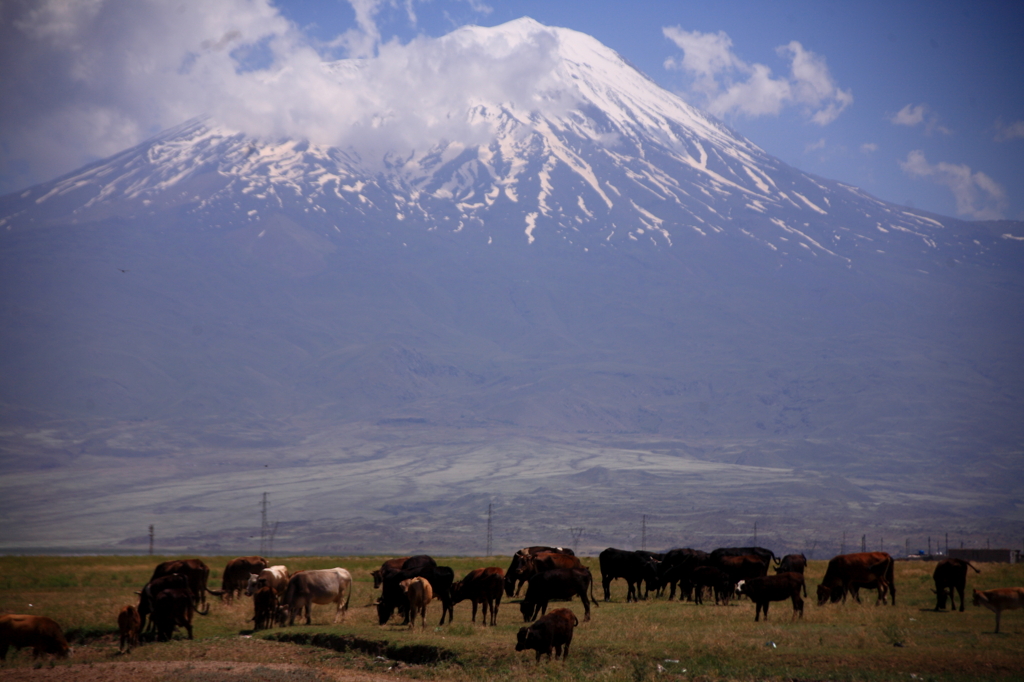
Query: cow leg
xmin=793 ymin=595 xmax=804 ymax=619
xmin=995 ymin=611 xmax=1002 ymax=634
xmin=602 ymin=576 xmax=612 ymax=601
xmin=305 ymin=602 xmax=312 ymax=626
xmin=471 ymin=600 xmax=478 ymax=623
xmin=956 ymin=587 xmax=964 ymax=612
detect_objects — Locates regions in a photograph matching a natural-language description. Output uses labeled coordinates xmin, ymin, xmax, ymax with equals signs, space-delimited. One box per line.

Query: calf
xmin=400 ymin=577 xmax=433 ymax=628
xmin=151 ymin=588 xmax=195 ymax=641
xmin=0 ymin=615 xmax=70 ymax=661
xmin=736 ymin=572 xmax=806 ymax=622
xmin=515 ymin=608 xmax=578 ymax=662
xmin=451 ymin=567 xmax=504 ymax=626
xmin=973 ymin=587 xmax=1024 ymax=634
xmin=252 ymin=586 xmax=278 ymax=631
xmin=933 ymin=558 xmax=979 ymax=612
xmin=117 ymin=605 xmax=141 ymax=654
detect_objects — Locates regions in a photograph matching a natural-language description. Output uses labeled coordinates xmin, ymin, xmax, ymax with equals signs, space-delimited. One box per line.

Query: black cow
xmin=599 ymin=548 xmax=659 ymax=602
xmin=151 ymin=588 xmax=195 ymax=641
xmin=656 ymin=548 xmax=710 ymax=601
xmin=520 ymin=568 xmax=593 ymax=623
xmin=377 ymin=564 xmax=455 ymax=626
xmin=138 ymin=574 xmax=191 ymax=635
xmin=683 ymin=566 xmax=733 ymax=605
xmin=710 ymin=547 xmax=778 ymax=568
xmin=776 ymin=554 xmax=807 ymax=575
xmin=933 ymin=558 xmax=979 ymax=612
xmin=736 ymin=572 xmax=806 ymax=621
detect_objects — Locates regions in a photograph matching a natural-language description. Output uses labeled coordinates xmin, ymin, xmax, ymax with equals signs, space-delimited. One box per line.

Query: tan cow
xmin=282 ymin=568 xmax=353 ymax=625
xmin=117 ymin=605 xmax=141 ymax=654
xmin=973 ymin=587 xmax=1024 ymax=633
xmin=246 ymin=565 xmax=290 ymax=597
xmin=400 ymin=576 xmax=433 ymax=628
xmin=0 ymin=614 xmax=70 ymax=661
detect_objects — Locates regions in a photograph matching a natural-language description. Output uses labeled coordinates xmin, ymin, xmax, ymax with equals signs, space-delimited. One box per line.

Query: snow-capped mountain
xmin=4 ymin=18 xmax=1017 ymax=270
xmin=2 ymin=19 xmax=1023 ymax=553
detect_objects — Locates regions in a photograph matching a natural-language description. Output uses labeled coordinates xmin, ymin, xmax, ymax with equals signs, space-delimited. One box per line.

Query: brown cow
xmin=817 ymin=552 xmax=895 ymax=606
xmin=117 ymin=605 xmax=141 ymax=654
xmin=372 ymin=557 xmax=411 ymax=589
xmin=246 ymin=565 xmax=290 ymax=597
xmin=451 ymin=567 xmax=505 ymax=625
xmin=400 ymin=577 xmax=433 ymax=628
xmin=150 ymin=558 xmax=218 ymax=611
xmin=252 ymin=586 xmax=278 ymax=631
xmin=505 ymin=546 xmax=575 ymax=597
xmin=221 ymin=556 xmax=268 ymax=602
xmin=776 ymin=554 xmax=807 ymax=575
xmin=973 ymin=587 xmax=1024 ymax=634
xmin=515 ymin=608 xmax=578 ymax=663
xmin=933 ymin=558 xmax=979 ymax=612
xmin=0 ymin=615 xmax=70 ymax=661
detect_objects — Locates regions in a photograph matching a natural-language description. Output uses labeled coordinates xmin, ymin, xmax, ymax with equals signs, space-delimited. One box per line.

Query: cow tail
xmin=967 ymin=562 xmax=981 ymax=574
xmin=573 ymin=613 xmax=579 ymax=627
xmin=589 ymin=572 xmax=599 ymax=607
xmin=345 ymin=582 xmax=352 ymax=612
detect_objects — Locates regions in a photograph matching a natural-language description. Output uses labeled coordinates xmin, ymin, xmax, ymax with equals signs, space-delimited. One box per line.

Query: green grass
xmin=1 ymin=555 xmax=1022 ymax=681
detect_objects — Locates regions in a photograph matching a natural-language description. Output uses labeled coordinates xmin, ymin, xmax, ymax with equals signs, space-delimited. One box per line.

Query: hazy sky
xmin=1 ymin=0 xmax=1021 ymax=221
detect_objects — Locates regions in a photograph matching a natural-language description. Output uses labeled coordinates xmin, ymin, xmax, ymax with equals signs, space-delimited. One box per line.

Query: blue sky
xmin=2 ymin=0 xmax=1021 ymax=221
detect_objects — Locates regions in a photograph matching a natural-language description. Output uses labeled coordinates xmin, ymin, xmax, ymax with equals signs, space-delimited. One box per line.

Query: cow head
xmin=735 ymin=580 xmax=747 ymax=596
xmin=245 ymin=573 xmax=260 ymax=597
xmin=816 ymin=584 xmax=833 ymax=606
xmin=514 ymin=626 xmax=535 ymax=652
xmin=371 ymin=569 xmax=384 ymax=589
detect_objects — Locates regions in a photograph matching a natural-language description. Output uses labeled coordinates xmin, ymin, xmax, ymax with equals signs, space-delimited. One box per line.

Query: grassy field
xmin=0 ymin=555 xmax=1022 ymax=681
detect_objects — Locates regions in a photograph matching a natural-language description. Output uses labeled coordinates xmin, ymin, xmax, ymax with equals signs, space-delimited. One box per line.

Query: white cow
xmin=246 ymin=565 xmax=290 ymax=597
xmin=282 ymin=568 xmax=353 ymax=625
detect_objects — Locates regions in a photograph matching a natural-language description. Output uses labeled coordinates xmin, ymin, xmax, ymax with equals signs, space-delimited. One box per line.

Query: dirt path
xmin=0 ymin=660 xmax=399 ymax=682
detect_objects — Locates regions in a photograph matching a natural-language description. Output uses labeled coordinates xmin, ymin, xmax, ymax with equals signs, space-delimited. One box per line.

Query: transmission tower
xmin=641 ymin=515 xmax=647 ymax=551
xmin=569 ymin=527 xmax=584 ymax=553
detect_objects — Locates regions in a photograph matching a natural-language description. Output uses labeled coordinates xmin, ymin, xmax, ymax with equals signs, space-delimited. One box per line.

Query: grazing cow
xmin=151 ymin=588 xmax=195 ymax=641
xmin=520 ymin=568 xmax=593 ymax=623
xmin=246 ymin=565 xmax=290 ymax=597
xmin=149 ymin=559 xmax=218 ymax=611
xmin=451 ymin=567 xmax=505 ymax=626
xmin=776 ymin=554 xmax=807 ymax=575
xmin=736 ymin=572 xmax=806 ymax=621
xmin=683 ymin=566 xmax=733 ymax=605
xmin=973 ymin=587 xmax=1024 ymax=634
xmin=505 ymin=546 xmax=575 ymax=597
xmin=515 ymin=608 xmax=578 ymax=663
xmin=372 ymin=557 xmax=411 ymax=589
xmin=657 ymin=548 xmax=710 ymax=601
xmin=137 ymin=573 xmax=191 ymax=635
xmin=817 ymin=552 xmax=895 ymax=606
xmin=635 ymin=551 xmax=665 ymax=598
xmin=252 ymin=586 xmax=278 ymax=631
xmin=400 ymin=577 xmax=434 ymax=628
xmin=0 ymin=615 xmax=70 ymax=661
xmin=377 ymin=565 xmax=455 ymax=626
xmin=117 ymin=605 xmax=141 ymax=654
xmin=599 ymin=548 xmax=659 ymax=602
xmin=282 ymin=568 xmax=353 ymax=625
xmin=933 ymin=558 xmax=979 ymax=612
xmin=221 ymin=556 xmax=268 ymax=602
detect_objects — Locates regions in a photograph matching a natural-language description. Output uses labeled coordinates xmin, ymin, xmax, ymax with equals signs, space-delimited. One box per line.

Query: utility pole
xmin=642 ymin=515 xmax=647 ymax=552
xmin=148 ymin=525 xmax=154 ymax=556
xmin=861 ymin=534 xmax=866 ymax=552
xmin=928 ymin=537 xmax=932 ymax=555
xmin=945 ymin=532 xmax=949 ymax=555
xmin=753 ymin=521 xmax=758 ymax=545
xmin=486 ymin=503 xmax=493 ymax=557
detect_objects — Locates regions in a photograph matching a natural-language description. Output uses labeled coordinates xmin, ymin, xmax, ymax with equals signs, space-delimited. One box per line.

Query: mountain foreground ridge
xmin=1 ymin=17 xmax=1022 ymax=555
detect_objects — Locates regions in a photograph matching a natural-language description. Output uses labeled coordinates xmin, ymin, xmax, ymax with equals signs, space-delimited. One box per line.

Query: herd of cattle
xmin=2 ymin=546 xmax=1022 ymax=664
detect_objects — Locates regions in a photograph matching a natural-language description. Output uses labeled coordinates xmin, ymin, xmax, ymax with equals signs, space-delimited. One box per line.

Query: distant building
xmin=948 ymin=548 xmax=1020 ymax=564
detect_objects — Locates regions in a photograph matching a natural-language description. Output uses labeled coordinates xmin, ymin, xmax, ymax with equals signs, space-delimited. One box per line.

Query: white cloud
xmin=805 ymin=138 xmax=826 ymax=153
xmin=890 ymin=103 xmax=950 ymax=135
xmin=994 ymin=118 xmax=1024 ymax=142
xmin=0 ymin=0 xmax=537 ymax=193
xmin=860 ymin=142 xmax=878 ymax=154
xmin=663 ymin=28 xmax=851 ymax=125
xmin=899 ymin=150 xmax=1006 ymax=220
